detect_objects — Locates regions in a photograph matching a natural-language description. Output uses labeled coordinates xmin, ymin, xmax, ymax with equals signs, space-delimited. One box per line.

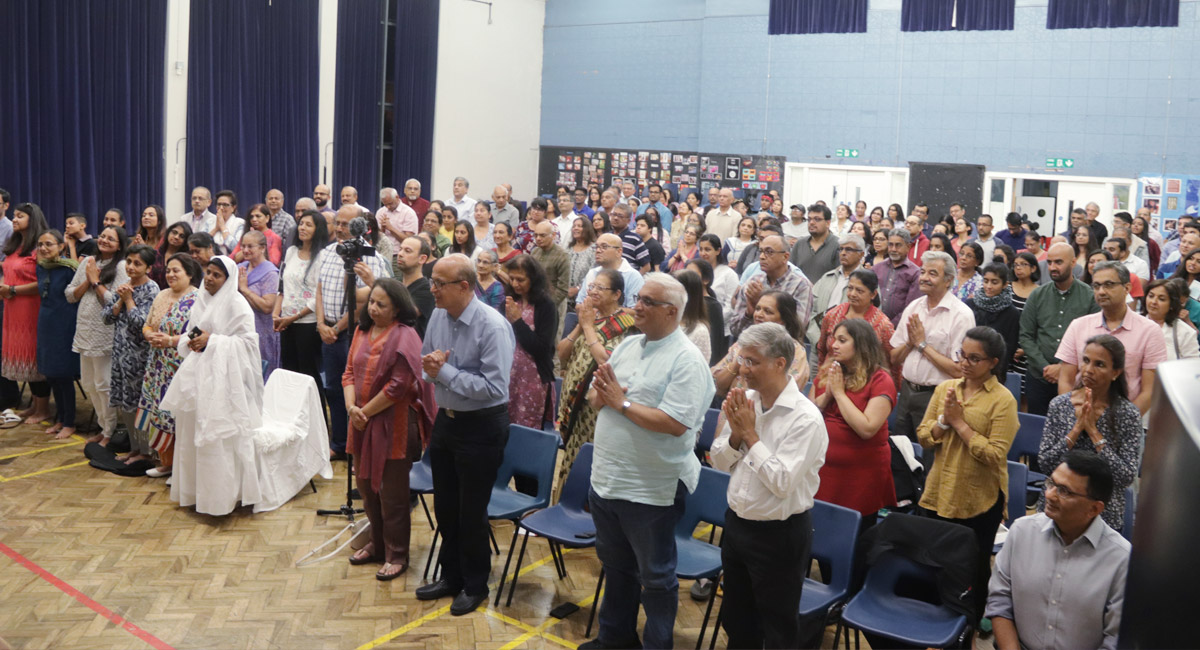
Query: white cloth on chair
xmin=252 ymin=369 xmax=334 ymax=513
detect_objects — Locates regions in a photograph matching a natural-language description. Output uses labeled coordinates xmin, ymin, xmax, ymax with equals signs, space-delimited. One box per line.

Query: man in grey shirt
xmin=490 ymin=185 xmax=519 ymax=230
xmin=986 ymin=450 xmax=1129 ymax=650
xmin=790 ymin=203 xmax=840 ymax=283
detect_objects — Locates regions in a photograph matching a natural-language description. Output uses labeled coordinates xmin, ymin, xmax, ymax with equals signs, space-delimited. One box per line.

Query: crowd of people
xmin=1 ymin=176 xmax=1188 ymax=647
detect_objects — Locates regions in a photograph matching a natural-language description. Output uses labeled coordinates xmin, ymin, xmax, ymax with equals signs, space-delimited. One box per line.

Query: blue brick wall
xmin=541 ymin=0 xmax=1200 ymax=178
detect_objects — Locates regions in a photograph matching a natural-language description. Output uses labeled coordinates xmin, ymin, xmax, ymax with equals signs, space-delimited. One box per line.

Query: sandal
xmin=0 ymin=412 xmax=21 ymax=429
xmin=376 ymin=563 xmax=407 ymax=581
xmin=349 ymin=546 xmax=382 ymax=566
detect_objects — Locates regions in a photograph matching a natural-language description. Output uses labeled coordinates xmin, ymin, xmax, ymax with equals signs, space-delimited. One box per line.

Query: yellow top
xmin=916 ymin=375 xmax=1018 ymax=519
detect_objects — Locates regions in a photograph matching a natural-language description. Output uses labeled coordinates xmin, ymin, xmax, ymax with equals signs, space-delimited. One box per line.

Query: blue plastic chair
xmin=798 ymin=501 xmax=862 ymax=631
xmin=696 ymin=408 xmax=721 ymax=454
xmin=562 ymin=311 xmax=579 ymax=339
xmin=409 ymin=446 xmax=434 ymax=529
xmin=499 ymin=444 xmax=596 ymax=607
xmin=1121 ymin=485 xmax=1136 ymax=542
xmin=839 ymin=552 xmax=970 ymax=648
xmin=1004 ymin=372 xmax=1022 ymax=405
xmin=1009 ymin=412 xmax=1048 ymax=503
xmin=994 ymin=461 xmax=1029 ymax=554
xmin=491 ymin=425 xmax=563 ymax=606
xmin=545 ymin=377 xmax=564 ymax=438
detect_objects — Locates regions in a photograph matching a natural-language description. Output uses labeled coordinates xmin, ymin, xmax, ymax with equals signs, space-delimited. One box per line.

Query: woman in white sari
xmin=162 ymin=255 xmax=265 ymax=515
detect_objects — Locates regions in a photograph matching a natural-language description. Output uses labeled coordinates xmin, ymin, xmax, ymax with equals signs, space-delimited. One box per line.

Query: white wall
xmin=163 ymin=0 xmax=191 ymax=220
xmin=317 ymin=0 xmax=338 ymax=188
xmin=431 ymin=0 xmax=546 ymax=204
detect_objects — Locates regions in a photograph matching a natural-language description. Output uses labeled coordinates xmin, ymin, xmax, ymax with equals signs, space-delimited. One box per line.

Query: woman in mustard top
xmin=917 ymin=325 xmax=1018 ymax=623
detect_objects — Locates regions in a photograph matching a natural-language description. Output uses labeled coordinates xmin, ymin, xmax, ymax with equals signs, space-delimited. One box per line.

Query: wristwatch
xmin=621 ymin=400 xmax=631 ymax=415
xmin=916 ymin=341 xmax=928 ymax=353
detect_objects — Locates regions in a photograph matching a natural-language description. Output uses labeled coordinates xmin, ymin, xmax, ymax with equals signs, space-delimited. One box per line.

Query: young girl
xmin=36 ymin=231 xmax=80 ymax=439
xmin=723 ymin=217 xmax=757 ymax=272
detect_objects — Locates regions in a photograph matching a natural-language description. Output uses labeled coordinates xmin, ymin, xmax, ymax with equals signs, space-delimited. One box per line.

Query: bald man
xmin=530 ymin=220 xmax=570 ymax=324
xmin=265 ymin=188 xmax=295 ymax=244
xmin=707 ymin=188 xmax=740 ymax=241
xmin=1018 ymin=242 xmax=1099 ymax=415
xmin=491 ymin=185 xmax=520 ymax=230
xmin=340 ymin=186 xmax=367 ymax=213
xmin=577 ymin=233 xmax=644 ymax=308
xmin=314 ymin=184 xmax=335 ymax=217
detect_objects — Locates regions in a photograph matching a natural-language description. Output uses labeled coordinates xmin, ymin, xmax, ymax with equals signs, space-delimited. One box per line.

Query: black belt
xmin=903 ymin=379 xmax=938 ymax=393
xmin=441 ymin=404 xmax=507 ymax=419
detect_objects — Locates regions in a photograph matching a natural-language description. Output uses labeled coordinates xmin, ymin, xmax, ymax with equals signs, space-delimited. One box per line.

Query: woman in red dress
xmin=811 ymin=318 xmax=897 ymax=518
xmin=1 ymin=203 xmax=52 ymax=423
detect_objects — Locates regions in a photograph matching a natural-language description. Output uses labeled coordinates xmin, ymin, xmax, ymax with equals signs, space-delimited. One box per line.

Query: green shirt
xmin=1018 ymin=279 xmax=1099 ymax=375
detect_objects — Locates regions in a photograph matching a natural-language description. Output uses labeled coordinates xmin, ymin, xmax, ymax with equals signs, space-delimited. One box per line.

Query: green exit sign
xmin=1045 ymin=157 xmax=1075 ymax=169
xmin=836 ymin=149 xmax=860 ymax=158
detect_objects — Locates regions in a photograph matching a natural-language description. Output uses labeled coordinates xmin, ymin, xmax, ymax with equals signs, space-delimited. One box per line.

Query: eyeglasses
xmin=838 ymin=246 xmax=863 ymax=254
xmin=430 ymin=278 xmax=466 ymax=289
xmin=589 ymin=284 xmax=613 ymax=293
xmin=635 ymin=295 xmax=673 ymax=309
xmin=1044 ymin=478 xmax=1095 ymax=501
xmin=596 ymin=243 xmax=619 ymax=251
xmin=734 ymin=355 xmax=760 ymax=368
xmin=1091 ymin=281 xmax=1124 ymax=291
xmin=957 ymin=350 xmax=990 ymax=365
xmin=758 ymin=248 xmax=783 ymax=257
xmin=216 ymin=202 xmax=232 ymax=208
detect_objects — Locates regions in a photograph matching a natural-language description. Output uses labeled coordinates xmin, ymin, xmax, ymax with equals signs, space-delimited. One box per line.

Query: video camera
xmin=335 ymin=216 xmax=376 ymax=268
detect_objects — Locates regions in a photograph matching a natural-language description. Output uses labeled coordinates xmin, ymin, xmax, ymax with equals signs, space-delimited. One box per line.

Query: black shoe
xmin=578 ymin=638 xmax=641 ymax=650
xmin=330 ymin=451 xmax=348 ymax=462
xmin=450 ymin=590 xmax=488 ymax=616
xmin=415 ymin=579 xmax=459 ymax=601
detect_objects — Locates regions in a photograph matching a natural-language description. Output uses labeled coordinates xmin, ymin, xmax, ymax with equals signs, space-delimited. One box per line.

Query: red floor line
xmin=0 ymin=542 xmax=175 ymax=650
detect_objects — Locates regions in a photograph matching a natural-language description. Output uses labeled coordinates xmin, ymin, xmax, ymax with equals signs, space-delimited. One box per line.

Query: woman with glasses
xmin=664 ymin=224 xmax=702 ymax=272
xmin=423 ymin=211 xmax=451 ymax=256
xmin=953 ymin=241 xmax=984 ymax=301
xmin=554 ymin=269 xmax=636 ymax=493
xmin=711 ymin=290 xmax=810 ymax=400
xmin=812 ymin=318 xmax=897 ymax=518
xmin=866 ymin=229 xmax=888 ymax=269
xmin=816 ymin=269 xmax=895 ymax=371
xmin=917 ymin=326 xmax=1017 ymax=621
xmin=1036 ymin=334 xmax=1139 ymax=530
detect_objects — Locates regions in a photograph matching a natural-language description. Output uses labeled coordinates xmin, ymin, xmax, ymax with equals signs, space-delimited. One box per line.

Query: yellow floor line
xmin=355 ymin=604 xmax=452 ymax=650
xmin=0 ymin=436 xmax=85 ymax=461
xmin=0 ymin=460 xmax=90 ymax=482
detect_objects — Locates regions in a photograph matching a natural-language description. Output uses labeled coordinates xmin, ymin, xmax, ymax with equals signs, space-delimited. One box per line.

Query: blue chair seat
xmin=488 ymin=487 xmax=545 ymax=521
xmin=797 ymin=579 xmax=841 ymax=618
xmin=409 ymin=458 xmax=432 ymax=493
xmin=518 ymin=507 xmax=595 ymax=548
xmin=676 ymin=537 xmax=722 ymax=580
xmin=841 ymin=554 xmax=968 ymax=648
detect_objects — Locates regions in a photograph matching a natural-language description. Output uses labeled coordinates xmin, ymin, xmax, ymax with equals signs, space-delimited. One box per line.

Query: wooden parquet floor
xmin=0 ymin=399 xmax=858 ymax=650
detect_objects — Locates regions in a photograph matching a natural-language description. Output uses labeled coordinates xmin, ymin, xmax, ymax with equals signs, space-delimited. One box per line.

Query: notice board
xmin=538 ymin=146 xmax=785 ymax=198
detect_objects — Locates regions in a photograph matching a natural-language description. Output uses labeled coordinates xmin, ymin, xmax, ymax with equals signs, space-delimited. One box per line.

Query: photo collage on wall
xmin=1138 ymin=173 xmax=1199 ymax=238
xmin=541 ymin=146 xmax=786 ymax=198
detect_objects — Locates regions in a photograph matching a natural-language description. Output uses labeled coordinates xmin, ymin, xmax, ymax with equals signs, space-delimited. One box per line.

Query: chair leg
xmin=549 ymin=540 xmax=567 ymax=579
xmin=422 ymin=527 xmax=440 ymax=581
xmin=853 ymin=626 xmax=860 ymax=650
xmin=418 ymin=494 xmax=434 ymax=530
xmin=504 ymin=528 xmax=533 ymax=607
xmin=585 ymin=569 xmax=604 ymax=638
xmin=309 ymin=480 xmax=317 ymax=494
xmin=709 ymin=592 xmax=725 ymax=650
xmin=696 ymin=573 xmax=719 ymax=650
xmin=489 ymin=526 xmax=500 ymax=555
xmin=832 ymin=620 xmax=841 ymax=650
xmin=494 ymin=524 xmax=522 ymax=607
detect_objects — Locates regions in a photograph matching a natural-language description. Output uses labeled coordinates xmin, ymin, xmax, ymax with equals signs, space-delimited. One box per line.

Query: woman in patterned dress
xmin=554 ymin=269 xmax=636 ymax=492
xmin=236 ymin=230 xmax=280 ymax=380
xmin=817 ymin=269 xmax=895 ymax=371
xmin=712 ymin=290 xmax=810 ymax=401
xmin=1 ymin=203 xmax=51 ymax=424
xmin=566 ymin=217 xmax=597 ymax=311
xmin=503 ymin=255 xmax=557 ymax=429
xmin=136 ymin=254 xmax=201 ymax=477
xmin=103 ymin=245 xmax=161 ymax=465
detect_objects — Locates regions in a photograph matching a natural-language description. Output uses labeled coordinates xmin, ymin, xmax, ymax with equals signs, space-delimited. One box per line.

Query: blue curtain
xmin=186 ymin=0 xmax=320 ymax=216
xmin=957 ymin=0 xmax=1015 ymax=30
xmin=0 ymin=1 xmax=165 ymax=230
xmin=902 ymin=0 xmax=1013 ymax=32
xmin=1048 ymin=0 xmax=1178 ymax=28
xmin=389 ymin=0 xmax=439 ymax=197
xmin=768 ymin=0 xmax=868 ymax=35
xmin=334 ymin=0 xmax=387 ymax=207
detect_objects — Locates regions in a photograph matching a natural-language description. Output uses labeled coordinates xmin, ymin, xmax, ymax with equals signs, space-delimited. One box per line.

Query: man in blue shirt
xmin=994 ymin=212 xmax=1028 ymax=251
xmin=415 ymin=254 xmax=516 ymax=615
xmin=573 ymin=188 xmax=595 ymax=218
xmin=583 ymin=273 xmax=716 ymax=650
xmin=636 ymin=184 xmax=672 ymax=235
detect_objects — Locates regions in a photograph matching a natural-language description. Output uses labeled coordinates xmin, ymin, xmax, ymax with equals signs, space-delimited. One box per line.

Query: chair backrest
xmin=1122 ymin=485 xmax=1136 ymax=542
xmin=809 ymin=500 xmax=862 ymax=595
xmin=675 ymin=466 xmax=730 ymax=539
xmin=1004 ymin=372 xmax=1022 ymax=404
xmin=696 ymin=408 xmax=721 ymax=453
xmin=494 ymin=425 xmax=560 ymax=509
xmin=1009 ymin=412 xmax=1046 ymax=463
xmin=558 ymin=443 xmax=594 ymax=513
xmin=863 ymin=551 xmax=945 ymax=606
xmin=562 ymin=311 xmax=578 ymax=339
xmin=1005 ymin=461 xmax=1028 ymax=525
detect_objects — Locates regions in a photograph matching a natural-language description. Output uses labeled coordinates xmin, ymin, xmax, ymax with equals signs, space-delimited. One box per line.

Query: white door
xmin=1056 ymin=181 xmax=1118 ymax=236
xmin=806 ymin=169 xmax=850 ymax=208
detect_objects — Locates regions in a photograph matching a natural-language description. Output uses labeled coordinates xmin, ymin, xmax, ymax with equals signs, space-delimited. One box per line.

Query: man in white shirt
xmin=707 ymin=188 xmax=740 ymax=241
xmin=376 ymin=187 xmax=419 ymax=262
xmin=553 ymin=196 xmax=577 ymax=247
xmin=445 ymin=176 xmax=477 ymax=220
xmin=1104 ymin=229 xmax=1150 ymax=282
xmin=181 ymin=186 xmax=216 ymax=233
xmin=619 ymin=181 xmax=637 ymax=205
xmin=972 ymin=214 xmax=997 ymax=266
xmin=711 ymin=322 xmax=828 ymax=650
xmin=340 ymin=186 xmax=367 ymax=213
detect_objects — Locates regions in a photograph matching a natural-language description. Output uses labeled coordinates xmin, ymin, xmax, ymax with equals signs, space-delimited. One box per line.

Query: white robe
xmin=162 ymin=256 xmax=265 ymax=516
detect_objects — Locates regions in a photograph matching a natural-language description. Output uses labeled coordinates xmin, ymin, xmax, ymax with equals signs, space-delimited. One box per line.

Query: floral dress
xmin=135 ymin=289 xmax=197 ymax=458
xmin=953 ymin=272 xmax=982 ymax=302
xmin=508 ymin=302 xmax=551 ymax=428
xmin=103 ymin=282 xmax=159 ymax=411
xmin=567 ymin=244 xmax=596 ymax=308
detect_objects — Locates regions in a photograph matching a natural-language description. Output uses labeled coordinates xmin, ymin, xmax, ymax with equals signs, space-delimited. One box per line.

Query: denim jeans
xmin=589 ymin=481 xmax=687 ymax=650
xmin=321 ymin=330 xmax=350 ymax=453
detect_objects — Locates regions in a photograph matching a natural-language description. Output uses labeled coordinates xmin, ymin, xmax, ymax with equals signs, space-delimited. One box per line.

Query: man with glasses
xmin=181 ymin=186 xmax=216 ymax=234
xmin=807 ymin=233 xmax=866 ymax=345
xmin=583 ymin=273 xmax=715 ymax=650
xmin=313 ymin=183 xmax=336 ymax=218
xmin=791 ymin=203 xmax=840 ymax=283
xmin=889 ymin=251 xmax=975 ymax=444
xmin=315 ymin=205 xmax=394 ymax=461
xmin=402 ymin=178 xmax=430 ymax=219
xmin=572 ymin=188 xmax=595 ymax=218
xmin=874 ymin=228 xmax=923 ymax=326
xmin=987 ymin=450 xmax=1130 ymax=650
xmin=1056 ymin=261 xmax=1166 ymax=415
xmin=1019 ymin=243 xmax=1099 ymax=416
xmin=609 ymin=203 xmax=650 ymax=273
xmin=729 ymin=234 xmax=815 ymax=337
xmin=416 ymin=254 xmax=516 ymax=616
xmin=905 ymin=214 xmax=932 ymax=266
xmin=577 ymin=234 xmax=643 ymax=308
